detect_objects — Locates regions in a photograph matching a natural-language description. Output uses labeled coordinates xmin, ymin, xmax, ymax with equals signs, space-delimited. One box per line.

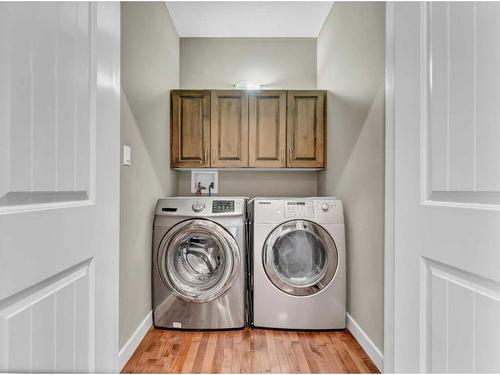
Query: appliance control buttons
xmin=212 ymin=200 xmax=235 ymax=213
xmin=192 ymin=201 xmax=206 ymax=213
xmin=285 ymin=201 xmax=313 ymax=218
xmin=321 ymin=203 xmax=329 ymax=212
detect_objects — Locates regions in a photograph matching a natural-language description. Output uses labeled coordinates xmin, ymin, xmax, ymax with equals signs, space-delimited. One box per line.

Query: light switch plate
xmin=191 ymin=170 xmax=218 ymax=194
xmin=123 ymin=145 xmax=131 ymax=166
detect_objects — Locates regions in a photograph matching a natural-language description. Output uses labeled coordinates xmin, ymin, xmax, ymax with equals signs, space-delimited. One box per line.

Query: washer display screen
xmin=212 ymin=200 xmax=234 ymax=213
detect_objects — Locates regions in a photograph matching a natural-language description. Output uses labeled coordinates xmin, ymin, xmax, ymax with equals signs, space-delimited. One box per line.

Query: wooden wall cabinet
xmin=171 ymin=89 xmax=326 ymax=169
xmin=287 ymin=91 xmax=325 ymax=168
xmin=248 ymin=91 xmax=287 ymax=168
xmin=211 ymin=90 xmax=249 ymax=168
xmin=171 ymin=90 xmax=210 ymax=168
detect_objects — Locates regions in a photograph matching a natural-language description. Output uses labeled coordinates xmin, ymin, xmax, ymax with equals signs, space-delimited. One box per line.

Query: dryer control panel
xmin=253 ymin=198 xmax=343 ymax=224
xmin=285 ymin=200 xmax=314 ymax=218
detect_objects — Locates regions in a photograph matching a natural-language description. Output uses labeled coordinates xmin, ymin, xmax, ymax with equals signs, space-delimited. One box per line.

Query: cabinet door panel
xmin=171 ymin=90 xmax=210 ymax=168
xmin=211 ymin=90 xmax=248 ymax=167
xmin=249 ymin=91 xmax=286 ymax=168
xmin=287 ymin=91 xmax=325 ymax=168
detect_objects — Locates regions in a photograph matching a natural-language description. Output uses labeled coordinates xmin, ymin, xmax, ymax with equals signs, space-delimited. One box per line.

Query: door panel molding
xmin=421 ymin=2 xmax=500 ymax=210
xmin=0 ymin=259 xmax=95 ymax=372
xmin=0 ymin=3 xmax=97 ymax=214
xmin=420 ymin=257 xmax=500 ymax=373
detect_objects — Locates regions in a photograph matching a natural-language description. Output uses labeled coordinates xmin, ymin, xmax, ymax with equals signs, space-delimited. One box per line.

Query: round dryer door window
xmin=157 ymin=219 xmax=240 ymax=303
xmin=263 ymin=220 xmax=338 ymax=296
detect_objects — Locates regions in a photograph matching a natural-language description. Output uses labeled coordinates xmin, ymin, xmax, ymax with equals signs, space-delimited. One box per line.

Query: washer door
xmin=263 ymin=220 xmax=338 ymax=296
xmin=157 ymin=219 xmax=240 ymax=303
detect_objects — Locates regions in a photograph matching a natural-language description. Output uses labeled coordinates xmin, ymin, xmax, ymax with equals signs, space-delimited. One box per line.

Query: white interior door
xmin=0 ymin=2 xmax=120 ymax=372
xmin=390 ymin=2 xmax=500 ymax=372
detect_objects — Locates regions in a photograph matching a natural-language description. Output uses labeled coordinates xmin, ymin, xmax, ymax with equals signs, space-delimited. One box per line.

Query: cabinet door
xmin=211 ymin=90 xmax=249 ymax=168
xmin=249 ymin=91 xmax=286 ymax=168
xmin=171 ymin=90 xmax=211 ymax=168
xmin=287 ymin=91 xmax=325 ymax=168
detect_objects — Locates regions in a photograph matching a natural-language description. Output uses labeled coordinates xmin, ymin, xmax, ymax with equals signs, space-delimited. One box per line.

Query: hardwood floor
xmin=122 ymin=328 xmax=379 ymax=373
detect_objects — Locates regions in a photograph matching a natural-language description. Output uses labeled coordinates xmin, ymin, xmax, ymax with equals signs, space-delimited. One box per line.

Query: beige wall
xmin=180 ymin=37 xmax=317 ymax=89
xmin=120 ymin=2 xmax=179 ymax=349
xmin=177 ymin=171 xmax=317 ymax=197
xmin=317 ymin=3 xmax=385 ymax=351
xmin=178 ymin=37 xmax=318 ymax=197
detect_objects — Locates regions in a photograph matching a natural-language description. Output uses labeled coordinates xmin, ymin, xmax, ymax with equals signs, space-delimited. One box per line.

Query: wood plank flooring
xmin=122 ymin=328 xmax=379 ymax=373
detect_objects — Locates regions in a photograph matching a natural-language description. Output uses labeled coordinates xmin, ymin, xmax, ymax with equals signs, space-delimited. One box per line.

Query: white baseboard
xmin=346 ymin=313 xmax=384 ymax=372
xmin=118 ymin=311 xmax=152 ymax=371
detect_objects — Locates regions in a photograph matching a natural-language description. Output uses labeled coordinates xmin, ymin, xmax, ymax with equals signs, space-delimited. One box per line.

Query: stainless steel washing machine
xmin=152 ymin=197 xmax=246 ymax=330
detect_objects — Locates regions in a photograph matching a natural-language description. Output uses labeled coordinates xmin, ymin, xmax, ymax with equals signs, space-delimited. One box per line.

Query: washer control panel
xmin=285 ymin=200 xmax=314 ymax=218
xmin=212 ymin=200 xmax=235 ymax=213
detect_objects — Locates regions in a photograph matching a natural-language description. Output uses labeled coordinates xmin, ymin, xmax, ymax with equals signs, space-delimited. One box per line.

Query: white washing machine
xmin=249 ymin=197 xmax=346 ymax=330
xmin=153 ymin=197 xmax=246 ymax=330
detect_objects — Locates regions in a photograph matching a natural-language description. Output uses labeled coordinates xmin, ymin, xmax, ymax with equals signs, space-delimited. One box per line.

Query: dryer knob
xmin=321 ymin=203 xmax=329 ymax=212
xmin=192 ymin=202 xmax=205 ymax=213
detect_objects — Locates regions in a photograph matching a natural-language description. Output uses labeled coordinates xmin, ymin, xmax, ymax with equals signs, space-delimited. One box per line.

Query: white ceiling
xmin=165 ymin=1 xmax=334 ymax=38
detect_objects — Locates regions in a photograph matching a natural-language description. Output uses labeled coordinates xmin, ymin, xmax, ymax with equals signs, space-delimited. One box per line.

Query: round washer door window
xmin=263 ymin=220 xmax=338 ymax=296
xmin=157 ymin=219 xmax=240 ymax=303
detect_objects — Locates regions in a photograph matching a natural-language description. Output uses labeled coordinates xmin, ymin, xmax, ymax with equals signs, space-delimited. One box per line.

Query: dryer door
xmin=263 ymin=220 xmax=338 ymax=296
xmin=157 ymin=219 xmax=240 ymax=303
